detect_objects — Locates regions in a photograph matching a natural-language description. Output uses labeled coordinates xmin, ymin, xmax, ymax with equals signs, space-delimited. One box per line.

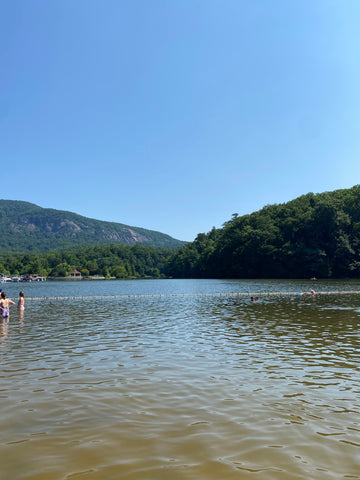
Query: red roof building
xmin=69 ymin=269 xmax=81 ymax=277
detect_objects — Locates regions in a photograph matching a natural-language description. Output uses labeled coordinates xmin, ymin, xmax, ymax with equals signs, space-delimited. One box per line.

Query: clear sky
xmin=1 ymin=1 xmax=360 ymax=241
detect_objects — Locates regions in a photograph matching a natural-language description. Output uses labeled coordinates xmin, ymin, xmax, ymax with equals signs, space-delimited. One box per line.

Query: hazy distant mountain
xmin=0 ymin=200 xmax=185 ymax=253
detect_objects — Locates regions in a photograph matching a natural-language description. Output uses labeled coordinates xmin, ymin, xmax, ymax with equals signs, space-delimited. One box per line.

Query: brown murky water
xmin=0 ymin=279 xmax=360 ymax=479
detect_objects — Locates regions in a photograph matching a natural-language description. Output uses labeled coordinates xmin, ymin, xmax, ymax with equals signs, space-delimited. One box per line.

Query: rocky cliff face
xmin=10 ymin=219 xmax=150 ymax=243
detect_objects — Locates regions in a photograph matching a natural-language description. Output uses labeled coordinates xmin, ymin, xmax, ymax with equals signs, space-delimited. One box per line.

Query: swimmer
xmin=0 ymin=292 xmax=15 ymax=318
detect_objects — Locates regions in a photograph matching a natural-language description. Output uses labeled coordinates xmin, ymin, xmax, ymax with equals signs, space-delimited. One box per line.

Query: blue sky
xmin=1 ymin=1 xmax=360 ymax=241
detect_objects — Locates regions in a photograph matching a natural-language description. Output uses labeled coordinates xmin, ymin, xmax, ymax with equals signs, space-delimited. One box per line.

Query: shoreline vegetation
xmin=1 ymin=186 xmax=360 ymax=280
xmin=0 ymin=244 xmax=172 ymax=281
xmin=47 ymin=275 xmax=158 ymax=281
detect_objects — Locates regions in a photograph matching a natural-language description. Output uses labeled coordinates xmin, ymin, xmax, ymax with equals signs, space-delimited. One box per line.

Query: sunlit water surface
xmin=1 ymin=279 xmax=360 ymax=480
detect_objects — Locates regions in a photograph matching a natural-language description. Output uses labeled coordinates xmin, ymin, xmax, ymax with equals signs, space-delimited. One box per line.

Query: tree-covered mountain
xmin=0 ymin=200 xmax=184 ymax=253
xmin=167 ymin=185 xmax=360 ymax=279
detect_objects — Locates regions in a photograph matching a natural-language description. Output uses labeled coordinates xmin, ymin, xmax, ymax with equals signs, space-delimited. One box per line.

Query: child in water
xmin=18 ymin=291 xmax=25 ymax=311
xmin=0 ymin=291 xmax=15 ymax=318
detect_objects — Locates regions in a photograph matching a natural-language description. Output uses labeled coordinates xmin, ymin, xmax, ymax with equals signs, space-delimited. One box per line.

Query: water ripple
xmin=1 ymin=279 xmax=360 ymax=479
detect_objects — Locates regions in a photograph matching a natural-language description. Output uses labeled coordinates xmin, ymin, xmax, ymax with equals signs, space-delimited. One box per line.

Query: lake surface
xmin=1 ymin=278 xmax=360 ymax=480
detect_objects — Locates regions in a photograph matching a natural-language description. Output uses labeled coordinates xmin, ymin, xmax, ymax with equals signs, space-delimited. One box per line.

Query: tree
xmin=50 ymin=262 xmax=71 ymax=277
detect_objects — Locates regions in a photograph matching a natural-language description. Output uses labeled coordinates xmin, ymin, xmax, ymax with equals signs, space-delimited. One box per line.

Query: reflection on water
xmin=0 ymin=279 xmax=360 ymax=479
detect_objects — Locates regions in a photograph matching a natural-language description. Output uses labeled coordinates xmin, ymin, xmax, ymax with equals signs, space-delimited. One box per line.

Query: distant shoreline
xmin=46 ymin=276 xmax=160 ymax=281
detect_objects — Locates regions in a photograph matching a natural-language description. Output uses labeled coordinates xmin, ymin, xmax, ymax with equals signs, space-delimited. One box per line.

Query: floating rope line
xmin=17 ymin=291 xmax=360 ymax=301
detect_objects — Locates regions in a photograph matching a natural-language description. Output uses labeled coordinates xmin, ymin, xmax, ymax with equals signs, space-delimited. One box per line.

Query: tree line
xmin=2 ymin=186 xmax=360 ymax=280
xmin=167 ymin=185 xmax=360 ymax=279
xmin=0 ymin=244 xmax=173 ymax=279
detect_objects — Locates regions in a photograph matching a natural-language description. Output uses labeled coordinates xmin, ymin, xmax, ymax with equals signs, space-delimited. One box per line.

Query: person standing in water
xmin=17 ymin=291 xmax=25 ymax=323
xmin=18 ymin=291 xmax=25 ymax=311
xmin=0 ymin=291 xmax=15 ymax=319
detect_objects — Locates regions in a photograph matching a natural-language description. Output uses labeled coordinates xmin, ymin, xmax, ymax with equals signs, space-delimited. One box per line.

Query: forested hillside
xmin=0 ymin=200 xmax=184 ymax=253
xmin=167 ymin=185 xmax=360 ymax=279
xmin=0 ymin=244 xmax=172 ymax=279
xmin=3 ymin=186 xmax=360 ymax=279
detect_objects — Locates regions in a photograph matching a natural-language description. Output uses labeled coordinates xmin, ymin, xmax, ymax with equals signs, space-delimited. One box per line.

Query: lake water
xmin=1 ymin=278 xmax=360 ymax=480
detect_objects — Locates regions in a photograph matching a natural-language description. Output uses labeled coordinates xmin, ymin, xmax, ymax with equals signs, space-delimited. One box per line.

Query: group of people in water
xmin=0 ymin=289 xmax=25 ymax=319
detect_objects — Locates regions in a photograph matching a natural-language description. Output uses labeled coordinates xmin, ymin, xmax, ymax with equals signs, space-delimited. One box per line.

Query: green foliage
xmin=0 ymin=244 xmax=173 ymax=279
xmin=0 ymin=200 xmax=185 ymax=254
xmin=167 ymin=185 xmax=360 ymax=279
xmin=5 ymin=187 xmax=360 ymax=280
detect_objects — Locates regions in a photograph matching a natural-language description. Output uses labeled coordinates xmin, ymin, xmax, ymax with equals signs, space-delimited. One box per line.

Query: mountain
xmin=0 ymin=200 xmax=185 ymax=253
xmin=167 ymin=185 xmax=360 ymax=279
